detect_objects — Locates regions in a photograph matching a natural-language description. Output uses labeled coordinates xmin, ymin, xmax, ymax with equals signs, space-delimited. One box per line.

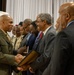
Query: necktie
xmin=39 ymin=31 xmax=43 ymax=39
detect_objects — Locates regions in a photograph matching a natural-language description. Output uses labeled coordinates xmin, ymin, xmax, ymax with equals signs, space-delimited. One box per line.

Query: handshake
xmin=14 ymin=54 xmax=32 ymax=73
xmin=14 ymin=50 xmax=40 ymax=73
xmin=15 ymin=54 xmax=25 ymax=63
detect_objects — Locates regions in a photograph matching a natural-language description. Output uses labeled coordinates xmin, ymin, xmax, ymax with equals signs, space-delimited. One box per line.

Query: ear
xmin=43 ymin=20 xmax=46 ymax=25
xmin=1 ymin=20 xmax=4 ymax=24
xmin=2 ymin=21 xmax=5 ymax=25
xmin=65 ymin=13 xmax=70 ymax=20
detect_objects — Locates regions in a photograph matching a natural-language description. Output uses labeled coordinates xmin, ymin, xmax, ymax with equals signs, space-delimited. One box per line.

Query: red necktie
xmin=39 ymin=32 xmax=43 ymax=39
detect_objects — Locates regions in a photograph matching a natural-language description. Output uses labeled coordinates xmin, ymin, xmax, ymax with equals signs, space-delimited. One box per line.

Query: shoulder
xmin=45 ymin=27 xmax=56 ymax=39
xmin=47 ymin=26 xmax=56 ymax=36
xmin=55 ymin=31 xmax=69 ymax=44
xmin=56 ymin=31 xmax=67 ymax=38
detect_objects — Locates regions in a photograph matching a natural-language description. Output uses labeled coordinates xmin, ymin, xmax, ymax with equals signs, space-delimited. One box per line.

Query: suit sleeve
xmin=0 ymin=38 xmax=17 ymax=66
xmin=0 ymin=52 xmax=17 ymax=66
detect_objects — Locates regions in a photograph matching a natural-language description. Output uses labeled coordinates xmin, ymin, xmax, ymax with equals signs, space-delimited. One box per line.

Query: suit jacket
xmin=19 ymin=33 xmax=31 ymax=47
xmin=26 ymin=34 xmax=36 ymax=52
xmin=0 ymin=30 xmax=17 ymax=75
xmin=42 ymin=62 xmax=51 ymax=75
xmin=30 ymin=26 xmax=56 ymax=75
xmin=50 ymin=21 xmax=74 ymax=75
xmin=32 ymin=31 xmax=43 ymax=51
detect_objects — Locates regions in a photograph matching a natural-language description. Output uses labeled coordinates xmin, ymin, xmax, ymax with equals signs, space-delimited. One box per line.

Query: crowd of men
xmin=0 ymin=2 xmax=74 ymax=75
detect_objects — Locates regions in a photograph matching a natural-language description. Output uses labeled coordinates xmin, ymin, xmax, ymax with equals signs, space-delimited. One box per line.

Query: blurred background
xmin=0 ymin=0 xmax=74 ymax=25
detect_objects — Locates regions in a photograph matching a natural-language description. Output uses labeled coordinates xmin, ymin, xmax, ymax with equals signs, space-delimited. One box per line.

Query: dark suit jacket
xmin=26 ymin=34 xmax=36 ymax=52
xmin=30 ymin=26 xmax=56 ymax=75
xmin=0 ymin=30 xmax=17 ymax=75
xmin=50 ymin=21 xmax=74 ymax=75
xmin=42 ymin=63 xmax=51 ymax=75
xmin=32 ymin=31 xmax=43 ymax=51
xmin=19 ymin=33 xmax=31 ymax=47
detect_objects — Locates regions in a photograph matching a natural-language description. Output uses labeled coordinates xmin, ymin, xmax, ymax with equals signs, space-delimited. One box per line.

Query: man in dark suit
xmin=19 ymin=19 xmax=32 ymax=48
xmin=0 ymin=11 xmax=24 ymax=75
xmin=14 ymin=19 xmax=32 ymax=55
xmin=43 ymin=2 xmax=74 ymax=75
xmin=26 ymin=13 xmax=56 ymax=75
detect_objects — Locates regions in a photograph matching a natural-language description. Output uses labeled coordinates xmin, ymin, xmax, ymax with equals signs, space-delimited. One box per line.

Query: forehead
xmin=6 ymin=16 xmax=13 ymax=21
xmin=1 ymin=15 xmax=13 ymax=23
xmin=30 ymin=24 xmax=34 ymax=28
xmin=23 ymin=22 xmax=31 ymax=27
xmin=59 ymin=4 xmax=70 ymax=14
xmin=36 ymin=17 xmax=41 ymax=21
xmin=59 ymin=7 xmax=64 ymax=14
xmin=23 ymin=23 xmax=28 ymax=27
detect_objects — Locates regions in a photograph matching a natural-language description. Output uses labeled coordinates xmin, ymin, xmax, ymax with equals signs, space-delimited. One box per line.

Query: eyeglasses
xmin=23 ymin=24 xmax=30 ymax=29
xmin=36 ymin=20 xmax=43 ymax=23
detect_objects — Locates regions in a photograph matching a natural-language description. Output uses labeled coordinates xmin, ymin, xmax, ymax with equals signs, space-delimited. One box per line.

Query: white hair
xmin=0 ymin=11 xmax=10 ymax=17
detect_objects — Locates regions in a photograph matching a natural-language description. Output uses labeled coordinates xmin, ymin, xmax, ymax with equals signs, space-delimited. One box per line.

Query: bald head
xmin=59 ymin=2 xmax=74 ymax=16
xmin=56 ymin=2 xmax=74 ymax=32
xmin=0 ymin=11 xmax=13 ymax=32
xmin=0 ymin=12 xmax=12 ymax=23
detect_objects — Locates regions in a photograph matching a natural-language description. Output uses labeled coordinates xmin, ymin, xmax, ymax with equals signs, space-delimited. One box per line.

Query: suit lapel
xmin=0 ymin=30 xmax=12 ymax=46
xmin=45 ymin=26 xmax=53 ymax=36
xmin=38 ymin=26 xmax=53 ymax=53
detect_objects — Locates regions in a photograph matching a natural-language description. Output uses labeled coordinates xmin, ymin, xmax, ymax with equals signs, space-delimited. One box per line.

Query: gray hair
xmin=37 ymin=13 xmax=52 ymax=24
xmin=23 ymin=19 xmax=32 ymax=25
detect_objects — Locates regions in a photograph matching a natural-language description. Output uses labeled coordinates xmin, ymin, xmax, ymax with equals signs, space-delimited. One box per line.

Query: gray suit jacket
xmin=50 ymin=22 xmax=74 ymax=75
xmin=43 ymin=22 xmax=74 ymax=75
xmin=30 ymin=26 xmax=56 ymax=75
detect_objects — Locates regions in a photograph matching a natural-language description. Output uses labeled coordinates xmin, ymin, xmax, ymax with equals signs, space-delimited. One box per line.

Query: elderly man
xmin=17 ymin=13 xmax=56 ymax=75
xmin=43 ymin=2 xmax=74 ymax=75
xmin=29 ymin=13 xmax=56 ymax=75
xmin=0 ymin=11 xmax=23 ymax=75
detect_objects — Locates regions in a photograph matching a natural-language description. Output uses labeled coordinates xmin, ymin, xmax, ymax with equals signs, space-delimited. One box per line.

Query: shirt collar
xmin=67 ymin=20 xmax=74 ymax=27
xmin=43 ymin=26 xmax=52 ymax=35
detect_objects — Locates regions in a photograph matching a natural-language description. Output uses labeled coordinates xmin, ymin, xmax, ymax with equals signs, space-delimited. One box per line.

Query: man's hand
xmin=29 ymin=67 xmax=35 ymax=73
xmin=17 ymin=65 xmax=30 ymax=71
xmin=15 ymin=54 xmax=24 ymax=63
xmin=17 ymin=46 xmax=27 ymax=54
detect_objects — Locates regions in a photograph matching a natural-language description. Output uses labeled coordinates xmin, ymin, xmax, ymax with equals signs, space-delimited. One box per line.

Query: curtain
xmin=6 ymin=0 xmax=74 ymax=25
xmin=6 ymin=0 xmax=52 ymax=25
xmin=54 ymin=0 xmax=74 ymax=25
xmin=0 ymin=0 xmax=6 ymax=11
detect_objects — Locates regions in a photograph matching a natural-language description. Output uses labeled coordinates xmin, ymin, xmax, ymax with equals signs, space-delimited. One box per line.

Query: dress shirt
xmin=43 ymin=26 xmax=52 ymax=35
